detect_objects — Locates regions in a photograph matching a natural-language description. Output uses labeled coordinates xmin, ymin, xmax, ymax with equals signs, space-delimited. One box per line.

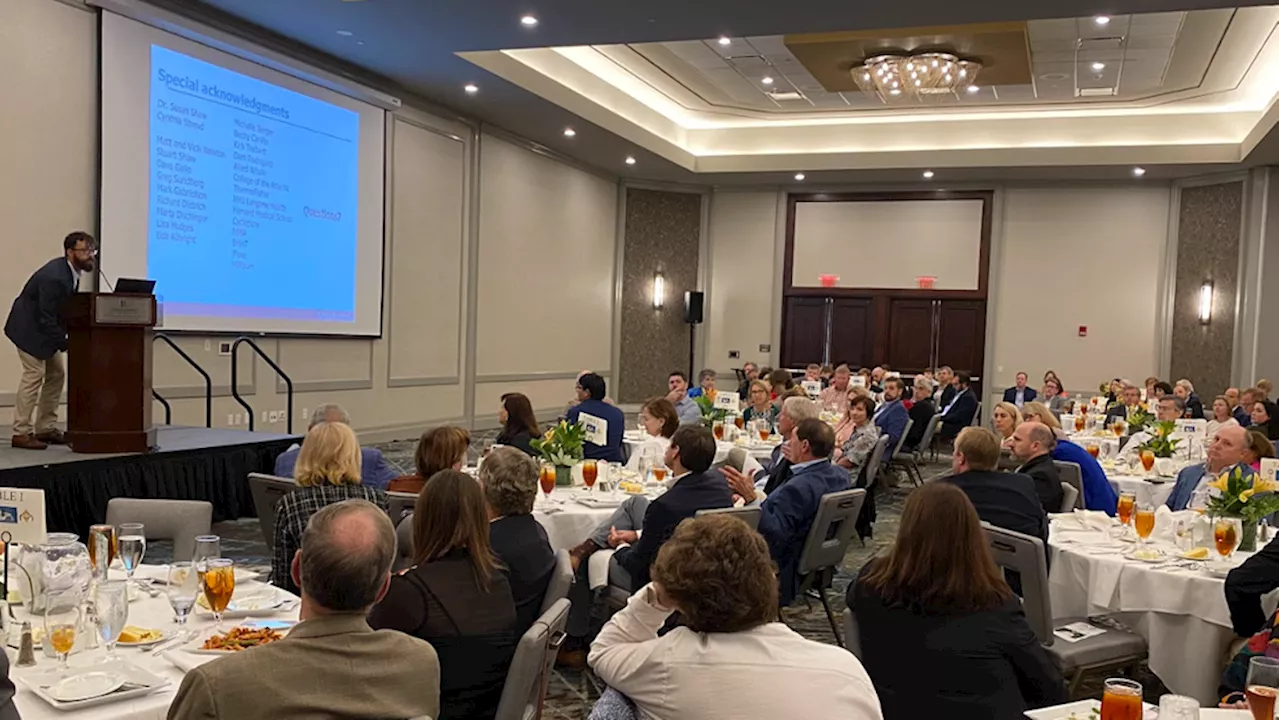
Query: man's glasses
xmin=73 ymin=247 xmax=98 ymax=257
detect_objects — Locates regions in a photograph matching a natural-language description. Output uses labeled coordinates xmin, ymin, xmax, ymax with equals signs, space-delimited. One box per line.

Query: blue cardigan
xmin=1051 ymin=440 xmax=1118 ymax=515
xmin=757 ymin=459 xmax=851 ymax=605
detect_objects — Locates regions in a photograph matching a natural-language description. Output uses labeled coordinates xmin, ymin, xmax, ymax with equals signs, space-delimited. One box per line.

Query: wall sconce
xmin=652 ymin=272 xmax=664 ymax=309
xmin=1198 ymin=281 xmax=1213 ymax=324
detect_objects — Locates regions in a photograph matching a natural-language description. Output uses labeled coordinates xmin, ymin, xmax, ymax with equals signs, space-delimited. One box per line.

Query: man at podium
xmin=3 ymin=231 xmax=95 ymax=450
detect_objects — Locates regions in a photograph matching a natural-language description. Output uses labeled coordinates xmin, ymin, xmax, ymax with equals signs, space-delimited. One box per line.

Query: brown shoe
xmin=35 ymin=429 xmax=67 ymax=445
xmin=555 ymin=646 xmax=586 ymax=670
xmin=11 ymin=434 xmax=47 ymax=450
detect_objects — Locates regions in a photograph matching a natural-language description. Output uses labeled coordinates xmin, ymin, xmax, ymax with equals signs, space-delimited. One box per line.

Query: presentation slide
xmin=101 ymin=13 xmax=385 ymax=336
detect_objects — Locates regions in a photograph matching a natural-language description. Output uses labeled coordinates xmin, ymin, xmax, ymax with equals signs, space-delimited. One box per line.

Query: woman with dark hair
xmin=767 ymin=368 xmax=794 ymax=400
xmin=626 ymin=397 xmax=679 ymax=472
xmin=1040 ymin=377 xmax=1069 ymax=417
xmin=589 ymin=515 xmax=882 ymax=719
xmin=496 ymin=392 xmax=540 ymax=457
xmin=369 ymin=470 xmax=517 ymax=720
xmin=388 ymin=426 xmax=470 ymax=494
xmin=849 ymin=482 xmax=1065 ymax=719
xmin=1244 ymin=429 xmax=1276 ymax=470
xmin=1249 ymin=401 xmax=1279 ymax=441
xmin=834 ymin=394 xmax=881 ymax=484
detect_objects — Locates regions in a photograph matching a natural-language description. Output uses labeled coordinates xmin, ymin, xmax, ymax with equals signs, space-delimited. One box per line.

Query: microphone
xmin=95 ymin=260 xmax=115 ymax=293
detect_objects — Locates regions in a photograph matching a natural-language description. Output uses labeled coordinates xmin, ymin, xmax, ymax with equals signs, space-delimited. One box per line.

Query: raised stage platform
xmin=0 ymin=426 xmax=299 ymax=535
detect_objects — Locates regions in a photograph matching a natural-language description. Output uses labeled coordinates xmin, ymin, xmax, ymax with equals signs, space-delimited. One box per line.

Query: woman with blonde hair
xmin=388 ymin=425 xmax=471 ymax=494
xmin=1020 ymin=401 xmax=1064 ymax=436
xmin=742 ymin=379 xmax=777 ymax=425
xmin=992 ymin=401 xmax=1022 ymax=443
xmin=272 ymin=421 xmax=389 ymax=594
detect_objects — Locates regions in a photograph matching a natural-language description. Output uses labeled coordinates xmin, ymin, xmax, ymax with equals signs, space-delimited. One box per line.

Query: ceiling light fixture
xmin=922 ymin=170 xmax=935 ymax=179
xmin=1091 ymin=62 xmax=1106 ymax=71
xmin=761 ymin=76 xmax=774 ymax=85
xmin=853 ymin=52 xmax=981 ymax=102
xmin=1132 ymin=167 xmax=1146 ymax=177
xmin=794 ymin=173 xmax=806 ymax=181
xmin=520 ymin=14 xmax=538 ymax=27
xmin=463 ymin=83 xmax=479 ymax=94
xmin=1094 ymin=16 xmax=1111 ymax=26
xmin=718 ymin=36 xmax=731 ymax=46
xmin=336 ymin=30 xmax=353 ymax=36
xmin=1199 ymin=281 xmax=1213 ymax=323
xmin=625 ymin=156 xmax=636 ymax=166
xmin=563 ymin=128 xmax=576 ymax=137
xmin=966 ymin=85 xmax=980 ymax=94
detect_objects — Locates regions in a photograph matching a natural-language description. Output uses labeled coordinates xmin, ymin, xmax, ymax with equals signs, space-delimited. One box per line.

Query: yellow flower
xmin=1252 ymin=476 xmax=1280 ymax=494
xmin=1240 ymin=488 xmax=1256 ymax=503
xmin=1208 ymin=472 xmax=1232 ymax=493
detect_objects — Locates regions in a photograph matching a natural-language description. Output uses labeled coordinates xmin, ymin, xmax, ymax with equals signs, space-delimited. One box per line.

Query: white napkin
xmin=161 ymin=648 xmax=218 ymax=673
xmin=1050 ymin=509 xmax=1112 ymax=532
xmin=107 ymin=564 xmax=170 ymax=584
xmin=588 ymin=549 xmax=615 ymax=591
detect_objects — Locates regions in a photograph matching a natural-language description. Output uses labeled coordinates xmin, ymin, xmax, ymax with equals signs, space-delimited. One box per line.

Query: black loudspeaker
xmin=683 ymin=291 xmax=704 ymax=324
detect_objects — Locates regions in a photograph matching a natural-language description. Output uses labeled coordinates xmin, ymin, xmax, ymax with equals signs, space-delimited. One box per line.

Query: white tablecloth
xmin=1107 ymin=473 xmax=1176 ymax=509
xmin=532 ymin=487 xmax=621 ymax=551
xmin=1047 ymin=522 xmax=1266 ymax=705
xmin=7 ymin=572 xmax=301 ymax=720
xmin=623 ymin=434 xmax=778 ymax=463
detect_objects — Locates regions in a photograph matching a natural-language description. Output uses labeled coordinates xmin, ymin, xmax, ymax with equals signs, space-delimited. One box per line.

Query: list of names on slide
xmin=148 ymin=44 xmax=359 ymax=321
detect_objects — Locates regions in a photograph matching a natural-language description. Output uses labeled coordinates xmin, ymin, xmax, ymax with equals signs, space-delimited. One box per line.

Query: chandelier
xmin=851 ymin=52 xmax=982 ymax=101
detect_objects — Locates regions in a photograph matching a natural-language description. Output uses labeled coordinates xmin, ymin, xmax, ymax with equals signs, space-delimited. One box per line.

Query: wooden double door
xmin=781 ymin=295 xmax=986 ymax=380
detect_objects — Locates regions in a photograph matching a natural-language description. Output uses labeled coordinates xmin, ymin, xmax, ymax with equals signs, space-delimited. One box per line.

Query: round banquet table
xmin=7 ymin=569 xmax=301 ymax=720
xmin=532 ymin=486 xmax=628 ymax=551
xmin=623 ymin=433 xmax=779 ymax=464
xmin=1107 ymin=472 xmax=1176 ymax=509
xmin=1047 ymin=521 xmax=1276 ymax=705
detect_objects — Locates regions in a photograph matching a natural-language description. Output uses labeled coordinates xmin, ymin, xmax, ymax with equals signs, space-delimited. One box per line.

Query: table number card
xmin=1261 ymin=457 xmax=1279 ymax=483
xmin=885 ymin=371 xmax=901 ymax=379
xmin=714 ymin=391 xmax=740 ymax=412
xmin=0 ymin=488 xmax=46 ymax=545
xmin=801 ymin=380 xmax=822 ymax=398
xmin=578 ymin=413 xmax=609 ymax=446
xmin=1177 ymin=419 xmax=1207 ymax=445
xmin=850 ymin=376 xmax=867 ymax=388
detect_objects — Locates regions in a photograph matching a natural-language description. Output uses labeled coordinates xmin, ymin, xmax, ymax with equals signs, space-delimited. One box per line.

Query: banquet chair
xmin=394 ymin=514 xmax=414 ymax=571
xmin=983 ymin=525 xmax=1147 ymax=695
xmin=971 ymin=402 xmax=983 ymax=426
xmin=247 ymin=473 xmax=297 ymax=551
xmin=792 ymin=489 xmax=866 ymax=648
xmin=1053 ymin=461 xmax=1085 ymax=510
xmin=863 ymin=435 xmax=891 ymax=488
xmin=105 ymin=498 xmax=212 ymax=561
xmin=900 ymin=412 xmax=942 ymax=481
xmin=540 ymin=549 xmax=574 ymax=614
xmin=841 ymin=608 xmax=862 ymax=660
xmin=695 ymin=505 xmax=761 ymax=530
xmin=494 ymin=598 xmax=571 ymax=720
xmin=1058 ymin=483 xmax=1079 ymax=514
xmin=386 ymin=491 xmax=417 ymax=526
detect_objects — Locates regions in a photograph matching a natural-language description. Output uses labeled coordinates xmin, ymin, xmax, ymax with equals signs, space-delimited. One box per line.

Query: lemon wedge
xmin=1182 ymin=547 xmax=1210 ymax=560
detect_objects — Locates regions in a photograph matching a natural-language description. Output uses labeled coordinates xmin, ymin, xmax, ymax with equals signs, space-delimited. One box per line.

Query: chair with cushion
xmin=895 ymin=412 xmax=941 ymax=484
xmin=1058 ymin=482 xmax=1079 ymax=514
xmin=1053 ymin=461 xmax=1084 ymax=510
xmin=983 ymin=524 xmax=1147 ymax=694
xmin=247 ymin=473 xmax=296 ymax=551
xmin=494 ymin=598 xmax=571 ymax=720
xmin=971 ymin=401 xmax=983 ymax=426
xmin=394 ymin=514 xmax=414 ymax=571
xmin=695 ymin=505 xmax=762 ymax=530
xmin=540 ymin=549 xmax=574 ymax=615
xmin=386 ymin=491 xmax=417 ymax=526
xmin=105 ymin=498 xmax=212 ymax=561
xmin=792 ymin=489 xmax=866 ymax=647
xmin=862 ymin=435 xmax=891 ymax=489
xmin=841 ymin=608 xmax=862 ymax=660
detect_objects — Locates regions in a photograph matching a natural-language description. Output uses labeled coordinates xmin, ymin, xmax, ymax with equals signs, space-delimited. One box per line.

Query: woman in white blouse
xmin=589 ymin=514 xmax=883 ymax=720
xmin=625 ymin=397 xmax=679 ymax=472
xmin=1206 ymin=395 xmax=1241 ymax=439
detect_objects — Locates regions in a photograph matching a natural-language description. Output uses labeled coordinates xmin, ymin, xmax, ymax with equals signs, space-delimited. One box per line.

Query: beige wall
xmin=705 ymin=190 xmax=779 ymax=375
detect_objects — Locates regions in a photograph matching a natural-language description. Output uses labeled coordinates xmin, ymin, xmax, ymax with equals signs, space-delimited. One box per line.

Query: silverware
xmin=146 ymin=629 xmax=195 ymax=655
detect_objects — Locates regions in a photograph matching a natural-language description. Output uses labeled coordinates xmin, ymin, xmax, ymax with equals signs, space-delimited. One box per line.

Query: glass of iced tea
xmin=1100 ymin=678 xmax=1143 ymax=720
xmin=712 ymin=420 xmax=725 ymax=441
xmin=1246 ymin=656 xmax=1278 ymax=720
xmin=1111 ymin=418 xmax=1126 ymax=437
xmin=1074 ymin=413 xmax=1087 ymax=433
xmin=757 ymin=420 xmax=771 ymax=442
xmin=88 ymin=523 xmax=116 ymax=578
xmin=734 ymin=415 xmax=744 ymax=430
xmin=1140 ymin=449 xmax=1156 ymax=474
xmin=652 ymin=466 xmax=668 ymax=483
xmin=43 ymin=592 xmax=82 ymax=675
xmin=582 ymin=459 xmax=597 ymax=492
xmin=1213 ymin=516 xmax=1242 ymax=559
xmin=539 ymin=464 xmax=556 ymax=505
xmin=1086 ymin=443 xmax=1101 ymax=459
xmin=202 ymin=558 xmax=236 ymax=628
xmin=1116 ymin=492 xmax=1136 ymax=526
xmin=1134 ymin=505 xmax=1156 ymax=543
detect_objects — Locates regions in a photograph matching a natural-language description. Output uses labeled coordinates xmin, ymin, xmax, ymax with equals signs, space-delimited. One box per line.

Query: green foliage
xmin=693 ymin=393 xmax=729 ymax=426
xmin=530 ymin=420 xmax=586 ymax=466
xmin=1138 ymin=420 xmax=1180 ymax=458
xmin=1205 ymin=464 xmax=1280 ymax=523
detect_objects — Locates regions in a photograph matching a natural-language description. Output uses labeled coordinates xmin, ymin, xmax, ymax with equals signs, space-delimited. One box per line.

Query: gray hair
xmin=1176 ymin=378 xmax=1195 ymax=392
xmin=479 ymin=446 xmax=539 ymax=516
xmin=698 ymin=368 xmax=717 ymax=382
xmin=780 ymin=396 xmax=819 ymax=422
xmin=299 ymin=499 xmax=394 ymax=612
xmin=913 ymin=376 xmax=933 ymax=391
xmin=309 ymin=403 xmax=351 ymax=428
xmin=1027 ymin=423 xmax=1057 ymax=451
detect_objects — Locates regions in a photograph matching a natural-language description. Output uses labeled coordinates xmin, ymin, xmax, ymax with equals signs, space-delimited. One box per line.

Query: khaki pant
xmin=13 ymin=349 xmax=64 ymax=436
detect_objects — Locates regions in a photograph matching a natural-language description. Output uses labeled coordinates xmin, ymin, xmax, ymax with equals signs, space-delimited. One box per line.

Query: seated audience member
xmin=1259 ymin=378 xmax=1276 ymax=403
xmin=937 ymin=371 xmax=978 ymax=441
xmin=804 ymin=363 xmax=822 ymax=384
xmin=742 ymin=379 xmax=778 ymax=426
xmin=1144 ymin=376 xmax=1160 ymax=402
xmin=495 ymin=392 xmax=540 ymax=457
xmin=388 ymin=425 xmax=469 ymax=494
xmin=1003 ymin=372 xmax=1037 ymax=408
xmin=1174 ymin=378 xmax=1205 ymax=419
xmin=1104 ymin=383 xmax=1143 ymax=425
xmin=1236 ymin=387 xmax=1261 ymax=427
xmin=1218 ymin=536 xmax=1279 ymax=707
xmin=274 ymin=422 xmax=389 ymax=594
xmin=873 ymin=377 xmax=909 ymax=451
xmin=835 ymin=395 xmax=882 ymax=484
xmin=1020 ymin=403 xmax=1118 ymax=514
xmin=1207 ymin=395 xmax=1242 ymax=439
xmin=625 ymin=397 xmax=679 ymax=472
xmin=869 ymin=365 xmax=887 ymax=394
xmin=935 ymin=366 xmax=957 ymax=407
xmin=1120 ymin=396 xmax=1190 ymax=463
xmin=856 ymin=367 xmax=874 ymax=392
xmin=1243 ymin=430 xmax=1276 ymax=472
xmin=820 ymin=364 xmax=834 ymax=385
xmin=736 ymin=361 xmax=760 ymax=398
xmin=943 ymin=428 xmax=1047 ymax=544
xmin=1153 ymin=380 xmax=1174 ymax=399
xmin=665 ymin=370 xmax=703 ymax=426
xmin=733 ymin=396 xmax=818 ymax=496
xmin=563 ymin=369 xmax=613 ymax=415
xmin=686 ymin=368 xmax=717 ymax=400
xmin=903 ymin=376 xmax=936 ymax=451
xmin=819 ymin=363 xmax=853 ymax=415
xmin=1249 ymin=400 xmax=1279 ymax=440
xmin=1044 ymin=369 xmax=1062 ymax=390
xmin=725 ymin=419 xmax=850 ymax=605
xmin=993 ymin=401 xmax=1021 ymax=443
xmin=850 ymin=482 xmax=1066 ymax=719
xmin=368 ymin=471 xmax=517 ymax=720
xmin=768 ymin=368 xmax=796 ymax=400
xmin=1225 ymin=386 xmax=1241 ymax=410
xmin=568 ymin=372 xmax=627 ymax=461
xmin=590 ymin=515 xmax=883 ymax=720
xmin=1009 ymin=423 xmax=1064 ymax=514
xmin=274 ymin=403 xmax=398 ymax=490
xmin=1166 ymin=426 xmax=1256 ymax=510
xmin=480 ymin=447 xmax=555 ymax=635
xmin=1040 ymin=377 xmax=1069 ymax=417
xmin=169 ymin=500 xmax=441 ymax=720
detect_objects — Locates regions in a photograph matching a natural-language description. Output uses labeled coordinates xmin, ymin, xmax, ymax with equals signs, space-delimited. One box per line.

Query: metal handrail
xmin=152 ymin=333 xmax=213 ymax=428
xmin=230 ymin=337 xmax=293 ymax=433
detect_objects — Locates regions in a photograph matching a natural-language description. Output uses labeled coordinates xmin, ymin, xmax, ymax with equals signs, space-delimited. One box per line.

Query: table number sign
xmin=0 ymin=488 xmax=46 ymax=546
xmin=579 ymin=413 xmax=609 ymax=446
xmin=801 ymin=380 xmax=822 ymax=398
xmin=1177 ymin=419 xmax=1207 ymax=445
xmin=885 ymin=371 xmax=901 ymax=379
xmin=1261 ymin=457 xmax=1279 ymax=484
xmin=850 ymin=376 xmax=867 ymax=388
xmin=714 ymin=391 xmax=740 ymax=412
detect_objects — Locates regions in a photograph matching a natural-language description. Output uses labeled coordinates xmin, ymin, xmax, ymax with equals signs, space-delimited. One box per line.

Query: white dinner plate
xmin=1024 ymin=698 xmax=1158 ymax=719
xmin=182 ymin=625 xmax=292 ymax=655
xmin=48 ymin=672 xmax=125 ymax=702
xmin=1123 ymin=548 xmax=1165 ymax=563
xmin=194 ymin=584 xmax=296 ymax=618
xmin=19 ymin=659 xmax=169 ymax=710
xmin=116 ymin=628 xmax=170 ymax=647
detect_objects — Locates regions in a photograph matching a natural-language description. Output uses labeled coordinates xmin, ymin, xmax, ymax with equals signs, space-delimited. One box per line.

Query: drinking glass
xmin=652 ymin=465 xmax=668 ymax=483
xmin=1100 ymin=678 xmax=1143 ymax=720
xmin=582 ymin=460 xmax=598 ymax=493
xmin=1140 ymin=449 xmax=1156 ymax=474
xmin=1156 ymin=694 xmax=1199 ymax=720
xmin=167 ymin=561 xmax=198 ymax=626
xmin=1134 ymin=504 xmax=1156 ymax=543
xmin=1116 ymin=492 xmax=1136 ymax=527
xmin=757 ymin=420 xmax=771 ymax=442
xmin=1214 ymin=516 xmax=1243 ymax=559
xmin=43 ymin=592 xmax=82 ymax=675
xmin=93 ymin=580 xmax=129 ymax=661
xmin=202 ymin=558 xmax=236 ymax=629
xmin=1111 ymin=417 xmax=1127 ymax=437
xmin=192 ymin=534 xmax=220 ymax=581
xmin=538 ymin=464 xmax=556 ymax=506
xmin=712 ymin=420 xmax=725 ymax=441
xmin=88 ymin=524 xmax=116 ymax=579
xmin=1246 ymin=656 xmax=1279 ymax=720
xmin=117 ymin=523 xmax=146 ymax=581
xmin=1074 ymin=414 xmax=1087 ymax=433
xmin=734 ymin=415 xmax=744 ymax=431
xmin=1086 ymin=443 xmax=1101 ymax=459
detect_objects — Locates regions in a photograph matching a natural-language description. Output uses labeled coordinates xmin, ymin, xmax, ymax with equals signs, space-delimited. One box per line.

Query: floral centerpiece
xmin=693 ymin=393 xmax=730 ymax=427
xmin=530 ymin=420 xmax=586 ymax=486
xmin=1205 ymin=465 xmax=1280 ymax=551
xmin=1126 ymin=405 xmax=1154 ymax=435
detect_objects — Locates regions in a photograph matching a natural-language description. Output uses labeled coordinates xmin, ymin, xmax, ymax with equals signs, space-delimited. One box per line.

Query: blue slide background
xmin=148 ymin=45 xmax=360 ymax=322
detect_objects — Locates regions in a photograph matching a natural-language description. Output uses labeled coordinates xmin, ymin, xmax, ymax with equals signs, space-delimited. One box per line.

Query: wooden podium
xmin=63 ymin=293 xmax=158 ymax=453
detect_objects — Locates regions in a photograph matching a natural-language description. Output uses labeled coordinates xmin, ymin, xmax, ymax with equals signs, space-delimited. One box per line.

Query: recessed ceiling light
xmin=718 ymin=36 xmax=731 ymax=46
xmin=922 ymin=170 xmax=935 ymax=179
xmin=1132 ymin=167 xmax=1146 ymax=177
xmin=794 ymin=173 xmax=806 ymax=181
xmin=761 ymin=76 xmax=774 ymax=85
xmin=463 ymin=83 xmax=479 ymax=94
xmin=1091 ymin=62 xmax=1107 ymax=71
xmin=520 ymin=14 xmax=538 ymax=27
xmin=1094 ymin=16 xmax=1111 ymax=26
xmin=563 ymin=128 xmax=576 ymax=137
xmin=966 ymin=85 xmax=980 ymax=94
xmin=625 ymin=156 xmax=636 ymax=166
xmin=336 ymin=30 xmax=353 ymax=37
xmin=889 ymin=89 xmax=901 ymax=95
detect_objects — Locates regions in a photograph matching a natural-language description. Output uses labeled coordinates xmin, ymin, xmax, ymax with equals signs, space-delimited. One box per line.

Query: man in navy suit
xmin=873 ymin=376 xmax=910 ymax=452
xmin=1002 ymin=372 xmax=1038 ymax=408
xmin=1166 ymin=425 xmax=1253 ymax=510
xmin=938 ymin=371 xmax=979 ymax=441
xmin=4 ymin=232 xmax=94 ymax=449
xmin=566 ymin=372 xmax=626 ymax=463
